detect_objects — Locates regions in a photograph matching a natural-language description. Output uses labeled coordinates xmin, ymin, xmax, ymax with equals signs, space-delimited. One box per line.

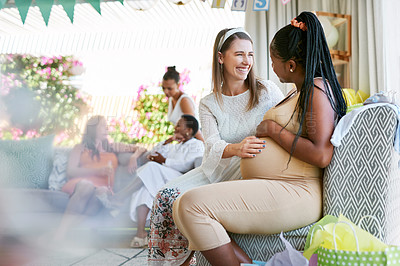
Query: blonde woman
xmin=148 ymin=28 xmax=284 ymax=265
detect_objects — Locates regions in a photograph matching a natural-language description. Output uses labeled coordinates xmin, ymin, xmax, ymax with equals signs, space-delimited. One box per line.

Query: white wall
xmin=383 ymin=0 xmax=400 ymax=104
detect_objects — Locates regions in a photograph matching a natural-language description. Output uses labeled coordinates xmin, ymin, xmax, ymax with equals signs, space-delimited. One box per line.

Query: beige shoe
xmin=130 ymin=236 xmax=148 ymax=248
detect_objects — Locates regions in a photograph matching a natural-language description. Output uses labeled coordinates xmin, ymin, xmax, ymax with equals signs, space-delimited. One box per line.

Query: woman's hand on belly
xmin=223 ymin=136 xmax=266 ymax=158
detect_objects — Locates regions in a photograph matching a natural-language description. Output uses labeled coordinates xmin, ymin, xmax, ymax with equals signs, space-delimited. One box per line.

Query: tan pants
xmin=172 ymin=178 xmax=322 ymax=251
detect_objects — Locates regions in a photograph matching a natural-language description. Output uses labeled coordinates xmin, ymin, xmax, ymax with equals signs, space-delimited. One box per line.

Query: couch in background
xmin=0 ymin=137 xmax=180 ymax=243
xmin=197 ymin=105 xmax=400 ymax=265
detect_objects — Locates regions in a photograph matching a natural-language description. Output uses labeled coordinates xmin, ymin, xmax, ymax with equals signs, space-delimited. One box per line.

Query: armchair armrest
xmin=323 ymin=106 xmax=400 ymax=244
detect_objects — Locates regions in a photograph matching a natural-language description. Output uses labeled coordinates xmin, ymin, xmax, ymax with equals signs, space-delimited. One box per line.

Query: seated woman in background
xmin=102 ymin=115 xmax=204 ymax=248
xmin=163 ymin=66 xmax=204 ymax=142
xmin=172 ymin=11 xmax=347 ymax=266
xmin=53 ymin=115 xmax=146 ymax=241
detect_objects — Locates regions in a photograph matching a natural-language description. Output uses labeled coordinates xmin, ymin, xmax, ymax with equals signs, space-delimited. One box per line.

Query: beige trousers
xmin=172 ymin=178 xmax=322 ymax=251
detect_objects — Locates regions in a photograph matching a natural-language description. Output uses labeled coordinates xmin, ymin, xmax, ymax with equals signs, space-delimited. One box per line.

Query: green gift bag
xmin=317 ymin=246 xmax=400 ymax=265
xmin=316 ymin=221 xmax=400 ymax=266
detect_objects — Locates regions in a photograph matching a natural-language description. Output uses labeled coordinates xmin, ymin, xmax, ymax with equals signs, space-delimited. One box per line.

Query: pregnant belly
xmin=240 ymin=137 xmax=321 ymax=179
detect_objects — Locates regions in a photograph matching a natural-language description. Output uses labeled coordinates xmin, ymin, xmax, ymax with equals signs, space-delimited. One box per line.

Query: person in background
xmin=172 ymin=12 xmax=347 ymax=266
xmin=163 ymin=66 xmax=204 ymax=142
xmin=126 ymin=115 xmax=204 ymax=248
xmin=148 ymin=28 xmax=284 ymax=265
xmin=53 ymin=115 xmax=146 ymax=241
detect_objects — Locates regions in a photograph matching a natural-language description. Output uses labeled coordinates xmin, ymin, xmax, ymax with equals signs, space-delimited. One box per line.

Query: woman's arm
xmin=256 ymin=85 xmax=335 ymax=168
xmin=127 ymin=146 xmax=147 ymax=174
xmin=111 ymin=142 xmax=141 ymax=153
xmin=179 ymin=97 xmax=195 ymax=116
xmin=66 ymin=144 xmax=112 ymax=179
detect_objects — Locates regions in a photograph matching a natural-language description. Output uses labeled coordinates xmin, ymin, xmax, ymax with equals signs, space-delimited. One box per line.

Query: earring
xmin=186 ymin=132 xmax=189 ymax=136
xmin=290 ymin=69 xmax=294 ymax=73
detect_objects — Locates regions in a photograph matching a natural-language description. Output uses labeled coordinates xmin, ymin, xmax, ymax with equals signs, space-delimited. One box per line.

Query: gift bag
xmin=305 ymin=215 xmax=400 ymax=266
xmin=317 ymin=245 xmax=400 ymax=265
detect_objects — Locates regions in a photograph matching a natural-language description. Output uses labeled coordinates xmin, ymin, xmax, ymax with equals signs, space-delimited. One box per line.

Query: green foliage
xmin=133 ymin=92 xmax=174 ymax=144
xmin=0 ymin=54 xmax=89 ymax=140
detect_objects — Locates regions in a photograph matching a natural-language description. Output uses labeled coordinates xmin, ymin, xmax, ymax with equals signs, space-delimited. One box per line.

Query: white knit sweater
xmin=199 ymin=80 xmax=284 ymax=183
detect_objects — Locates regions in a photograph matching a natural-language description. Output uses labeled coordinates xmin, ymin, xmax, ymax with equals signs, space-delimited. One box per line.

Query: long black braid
xmin=270 ymin=11 xmax=347 ymax=165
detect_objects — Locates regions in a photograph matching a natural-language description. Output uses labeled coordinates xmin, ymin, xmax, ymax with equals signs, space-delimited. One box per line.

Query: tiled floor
xmin=27 ymin=248 xmax=148 ymax=266
xmin=2 ymin=228 xmax=150 ymax=265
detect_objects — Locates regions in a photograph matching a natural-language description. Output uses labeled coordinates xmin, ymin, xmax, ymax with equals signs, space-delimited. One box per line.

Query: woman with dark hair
xmin=172 ymin=12 xmax=347 ymax=266
xmin=163 ymin=66 xmax=204 ymax=141
xmin=125 ymin=115 xmax=204 ymax=248
xmin=53 ymin=115 xmax=146 ymax=241
xmin=148 ymin=28 xmax=283 ymax=265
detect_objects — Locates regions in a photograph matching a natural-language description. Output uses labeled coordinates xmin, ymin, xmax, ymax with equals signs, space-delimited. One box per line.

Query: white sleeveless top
xmin=167 ymin=93 xmax=198 ymax=125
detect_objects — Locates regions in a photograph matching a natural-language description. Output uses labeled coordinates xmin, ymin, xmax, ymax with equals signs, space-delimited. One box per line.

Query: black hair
xmin=270 ymin=11 xmax=347 ymax=163
xmin=181 ymin=114 xmax=199 ymax=136
xmin=163 ymin=66 xmax=180 ymax=84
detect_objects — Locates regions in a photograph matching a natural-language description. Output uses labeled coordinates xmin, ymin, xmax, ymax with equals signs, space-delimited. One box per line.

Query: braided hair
xmin=270 ymin=11 xmax=347 ymax=163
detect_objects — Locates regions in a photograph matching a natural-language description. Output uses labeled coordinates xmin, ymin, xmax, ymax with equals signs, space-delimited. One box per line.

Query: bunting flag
xmin=14 ymin=0 xmax=31 ymax=24
xmin=231 ymin=0 xmax=247 ymax=11
xmin=87 ymin=0 xmax=101 ymax=14
xmin=36 ymin=0 xmax=54 ymax=25
xmin=252 ymin=0 xmax=269 ymax=11
xmin=58 ymin=0 xmax=76 ymax=23
xmin=211 ymin=0 xmax=226 ymax=8
xmin=5 ymin=0 xmax=285 ymax=25
xmin=0 ymin=0 xmax=6 ymax=10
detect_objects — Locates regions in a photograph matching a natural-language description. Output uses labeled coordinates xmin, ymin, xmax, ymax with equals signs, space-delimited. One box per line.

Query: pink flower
xmin=120 ymin=124 xmax=127 ymax=133
xmin=147 ymin=131 xmax=154 ymax=138
xmin=73 ymin=60 xmax=83 ymax=66
xmin=109 ymin=118 xmax=117 ymax=126
xmin=55 ymin=132 xmax=68 ymax=144
xmin=11 ymin=128 xmax=23 ymax=140
xmin=145 ymin=112 xmax=151 ymax=120
xmin=40 ymin=56 xmax=49 ymax=65
xmin=25 ymin=130 xmax=38 ymax=139
xmin=136 ymin=85 xmax=148 ymax=100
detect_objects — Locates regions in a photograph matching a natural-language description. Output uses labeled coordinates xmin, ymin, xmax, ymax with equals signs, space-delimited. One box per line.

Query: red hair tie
xmin=291 ymin=18 xmax=307 ymax=31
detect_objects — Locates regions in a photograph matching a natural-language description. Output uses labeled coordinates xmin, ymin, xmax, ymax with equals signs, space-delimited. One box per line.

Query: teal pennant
xmin=0 ymin=0 xmax=7 ymax=10
xmin=58 ymin=0 xmax=76 ymax=23
xmin=36 ymin=0 xmax=54 ymax=25
xmin=14 ymin=0 xmax=32 ymax=24
xmin=87 ymin=0 xmax=101 ymax=14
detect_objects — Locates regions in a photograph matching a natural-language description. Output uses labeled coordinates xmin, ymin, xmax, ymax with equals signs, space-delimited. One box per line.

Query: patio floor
xmin=27 ymin=248 xmax=148 ymax=266
xmin=1 ymin=228 xmax=151 ymax=266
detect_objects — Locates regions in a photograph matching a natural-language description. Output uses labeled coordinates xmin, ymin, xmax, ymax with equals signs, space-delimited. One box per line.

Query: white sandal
xmin=130 ymin=236 xmax=149 ymax=248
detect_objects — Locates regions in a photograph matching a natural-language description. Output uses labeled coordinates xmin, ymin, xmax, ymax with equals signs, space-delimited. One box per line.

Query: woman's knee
xmin=173 ymin=189 xmax=204 ymax=222
xmin=73 ymin=180 xmax=95 ymax=198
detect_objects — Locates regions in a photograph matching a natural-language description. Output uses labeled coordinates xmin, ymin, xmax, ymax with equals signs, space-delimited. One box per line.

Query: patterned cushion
xmin=0 ymin=135 xmax=54 ymax=189
xmin=323 ymin=106 xmax=398 ymax=243
xmin=48 ymin=147 xmax=72 ymax=191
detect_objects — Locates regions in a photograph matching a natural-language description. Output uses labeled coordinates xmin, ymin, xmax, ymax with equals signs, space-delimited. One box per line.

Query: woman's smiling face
xmin=219 ymin=39 xmax=254 ymax=82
